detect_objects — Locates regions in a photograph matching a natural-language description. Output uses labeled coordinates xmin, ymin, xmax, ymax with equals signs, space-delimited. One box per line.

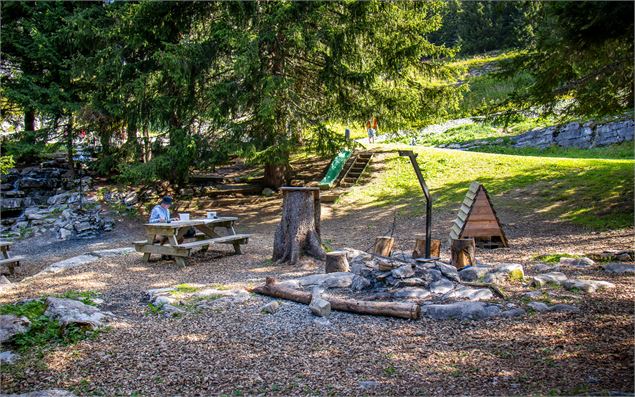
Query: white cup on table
xmin=179 ymin=213 xmax=190 ymax=221
xmin=207 ymin=212 xmax=217 ymax=219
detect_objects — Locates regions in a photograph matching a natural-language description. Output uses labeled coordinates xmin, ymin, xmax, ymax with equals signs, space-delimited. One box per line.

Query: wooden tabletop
xmin=144 ymin=217 xmax=238 ymax=228
xmin=0 ymin=241 xmax=13 ymax=248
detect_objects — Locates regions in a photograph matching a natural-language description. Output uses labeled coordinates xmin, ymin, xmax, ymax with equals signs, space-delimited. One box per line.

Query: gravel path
xmin=1 ymin=193 xmax=633 ymax=395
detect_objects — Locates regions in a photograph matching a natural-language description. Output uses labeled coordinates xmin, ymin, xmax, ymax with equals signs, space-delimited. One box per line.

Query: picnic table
xmin=133 ymin=217 xmax=250 ymax=267
xmin=0 ymin=241 xmax=24 ymax=275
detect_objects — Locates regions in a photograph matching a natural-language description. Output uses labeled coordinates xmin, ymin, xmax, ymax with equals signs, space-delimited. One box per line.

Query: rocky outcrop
xmin=1 ymin=159 xmax=114 ymax=240
xmin=512 ymin=119 xmax=633 ymax=149
xmin=435 ymin=119 xmax=634 ymax=151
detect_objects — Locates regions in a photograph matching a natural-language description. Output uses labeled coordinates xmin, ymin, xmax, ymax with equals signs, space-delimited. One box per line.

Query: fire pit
xmin=253 ymin=248 xmax=526 ymax=321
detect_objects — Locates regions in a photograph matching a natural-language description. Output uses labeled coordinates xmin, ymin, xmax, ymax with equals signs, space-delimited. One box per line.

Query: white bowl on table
xmin=207 ymin=212 xmax=217 ymax=219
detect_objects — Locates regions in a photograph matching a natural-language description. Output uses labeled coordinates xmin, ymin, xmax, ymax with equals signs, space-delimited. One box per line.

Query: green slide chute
xmin=319 ymin=149 xmax=351 ymax=189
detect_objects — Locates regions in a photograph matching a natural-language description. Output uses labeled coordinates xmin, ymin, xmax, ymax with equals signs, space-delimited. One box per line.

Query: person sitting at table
xmin=148 ymin=196 xmax=195 ymax=243
xmin=149 ymin=196 xmax=173 ymax=223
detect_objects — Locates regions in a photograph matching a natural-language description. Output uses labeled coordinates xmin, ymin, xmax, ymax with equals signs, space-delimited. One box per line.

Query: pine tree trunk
xmin=264 ymin=163 xmax=287 ymax=188
xmin=127 ymin=119 xmax=142 ymax=162
xmin=24 ymin=109 xmax=35 ymax=134
xmin=142 ymin=123 xmax=151 ymax=163
xmin=65 ymin=117 xmax=75 ymax=178
xmin=272 ymin=187 xmax=325 ymax=265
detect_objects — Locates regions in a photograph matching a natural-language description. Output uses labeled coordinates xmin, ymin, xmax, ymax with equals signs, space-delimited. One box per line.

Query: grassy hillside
xmin=340 ymin=146 xmax=634 ymax=230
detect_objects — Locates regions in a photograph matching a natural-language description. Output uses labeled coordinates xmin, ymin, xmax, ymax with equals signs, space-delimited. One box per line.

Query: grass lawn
xmin=340 ymin=145 xmax=634 ymax=230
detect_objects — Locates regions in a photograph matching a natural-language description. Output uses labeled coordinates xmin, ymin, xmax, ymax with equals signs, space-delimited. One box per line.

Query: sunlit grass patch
xmin=339 ymin=146 xmax=634 ymax=230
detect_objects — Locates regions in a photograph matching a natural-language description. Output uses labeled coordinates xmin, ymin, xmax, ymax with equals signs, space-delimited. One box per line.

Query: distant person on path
xmin=366 ymin=117 xmax=376 ymax=143
xmin=345 ymin=128 xmax=351 ymax=141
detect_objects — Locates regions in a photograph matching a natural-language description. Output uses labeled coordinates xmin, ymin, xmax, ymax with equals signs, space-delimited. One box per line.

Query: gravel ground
xmin=6 ymin=216 xmax=144 ymax=281
xmin=1 ymin=193 xmax=633 ymax=396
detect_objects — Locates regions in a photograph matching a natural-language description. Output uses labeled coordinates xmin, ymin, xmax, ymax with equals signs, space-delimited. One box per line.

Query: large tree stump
xmin=272 ymin=187 xmax=325 ymax=265
xmin=325 ymin=251 xmax=349 ymax=273
xmin=412 ymin=235 xmax=441 ymax=259
xmin=451 ymin=238 xmax=476 ymax=269
xmin=373 ymin=236 xmax=394 ymax=256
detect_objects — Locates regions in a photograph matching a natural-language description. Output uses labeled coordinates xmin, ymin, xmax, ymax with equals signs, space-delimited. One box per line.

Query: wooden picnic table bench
xmin=133 ymin=217 xmax=250 ymax=267
xmin=0 ymin=241 xmax=24 ymax=276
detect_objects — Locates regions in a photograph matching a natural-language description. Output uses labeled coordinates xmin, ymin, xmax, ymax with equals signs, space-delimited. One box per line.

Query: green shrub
xmin=0 ymin=155 xmax=15 ymax=175
xmin=0 ymin=297 xmax=103 ymax=353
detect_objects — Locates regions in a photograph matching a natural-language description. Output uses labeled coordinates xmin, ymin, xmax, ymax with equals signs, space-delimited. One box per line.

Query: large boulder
xmin=0 ymin=314 xmax=31 ymax=343
xmin=43 ymin=254 xmax=99 ymax=274
xmin=603 ymin=263 xmax=635 ymax=274
xmin=561 ymin=279 xmax=615 ymax=293
xmin=391 ymin=264 xmax=415 ymax=279
xmin=428 ymin=279 xmax=454 ymax=294
xmin=297 ymin=272 xmax=354 ymax=288
xmin=393 ymin=287 xmax=430 ymax=300
xmin=458 ymin=266 xmax=491 ymax=282
xmin=483 ymin=263 xmax=524 ymax=284
xmin=531 ymin=272 xmax=568 ymax=287
xmin=44 ymin=297 xmax=111 ymax=329
xmin=443 ymin=286 xmax=493 ymax=301
xmin=434 ymin=263 xmax=460 ymax=282
xmin=422 ymin=302 xmax=501 ymax=320
xmin=559 ymin=257 xmax=595 ymax=267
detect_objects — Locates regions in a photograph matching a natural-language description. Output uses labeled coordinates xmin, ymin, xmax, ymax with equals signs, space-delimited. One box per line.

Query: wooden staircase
xmin=338 ymin=151 xmax=373 ymax=188
xmin=321 ymin=151 xmax=374 ymax=203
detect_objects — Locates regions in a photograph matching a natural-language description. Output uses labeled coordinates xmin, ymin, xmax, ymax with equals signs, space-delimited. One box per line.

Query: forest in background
xmin=1 ymin=1 xmax=633 ymax=187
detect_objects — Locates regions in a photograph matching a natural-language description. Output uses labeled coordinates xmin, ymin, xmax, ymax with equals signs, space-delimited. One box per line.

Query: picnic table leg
xmin=1 ymin=247 xmax=9 ymax=260
xmin=196 ymin=224 xmax=221 ymax=253
xmin=196 ymin=224 xmax=221 ymax=238
xmin=166 ymin=235 xmax=186 ymax=268
xmin=143 ymin=233 xmax=155 ymax=262
xmin=232 ymin=242 xmax=242 ymax=255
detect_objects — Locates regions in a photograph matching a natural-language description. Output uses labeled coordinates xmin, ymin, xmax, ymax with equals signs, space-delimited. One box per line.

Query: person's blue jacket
xmin=149 ymin=205 xmax=169 ymax=223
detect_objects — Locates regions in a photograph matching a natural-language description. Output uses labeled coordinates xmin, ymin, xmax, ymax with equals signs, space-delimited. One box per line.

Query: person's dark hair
xmin=161 ymin=196 xmax=173 ymax=205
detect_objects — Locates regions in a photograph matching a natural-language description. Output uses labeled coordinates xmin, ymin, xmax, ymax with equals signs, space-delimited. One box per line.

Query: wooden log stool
xmin=412 ymin=234 xmax=441 ymax=259
xmin=325 ymin=251 xmax=349 ymax=273
xmin=373 ymin=236 xmax=394 ymax=256
xmin=450 ymin=238 xmax=476 ymax=269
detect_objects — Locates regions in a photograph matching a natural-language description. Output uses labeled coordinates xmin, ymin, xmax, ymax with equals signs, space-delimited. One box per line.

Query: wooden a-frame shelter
xmin=449 ymin=182 xmax=508 ymax=248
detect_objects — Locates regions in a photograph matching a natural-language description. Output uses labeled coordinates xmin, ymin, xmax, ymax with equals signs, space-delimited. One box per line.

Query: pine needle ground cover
xmin=340 ymin=146 xmax=634 ymax=230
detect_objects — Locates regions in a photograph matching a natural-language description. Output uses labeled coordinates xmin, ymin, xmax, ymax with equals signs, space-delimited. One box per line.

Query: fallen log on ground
xmin=252 ymin=277 xmax=420 ymax=320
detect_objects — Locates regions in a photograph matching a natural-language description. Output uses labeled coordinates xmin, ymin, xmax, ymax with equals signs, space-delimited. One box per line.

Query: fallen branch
xmin=252 ymin=277 xmax=420 ymax=320
xmin=462 ymin=281 xmax=507 ymax=299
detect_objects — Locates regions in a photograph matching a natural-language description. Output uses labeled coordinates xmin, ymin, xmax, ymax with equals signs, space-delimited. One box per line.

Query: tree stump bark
xmin=450 ymin=238 xmax=476 ymax=269
xmin=412 ymin=236 xmax=441 ymax=259
xmin=272 ymin=187 xmax=325 ymax=265
xmin=325 ymin=251 xmax=349 ymax=273
xmin=373 ymin=236 xmax=394 ymax=256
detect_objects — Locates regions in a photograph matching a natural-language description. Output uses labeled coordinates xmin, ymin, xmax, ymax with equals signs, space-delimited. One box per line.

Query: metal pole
xmin=398 ymin=150 xmax=432 ymax=258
